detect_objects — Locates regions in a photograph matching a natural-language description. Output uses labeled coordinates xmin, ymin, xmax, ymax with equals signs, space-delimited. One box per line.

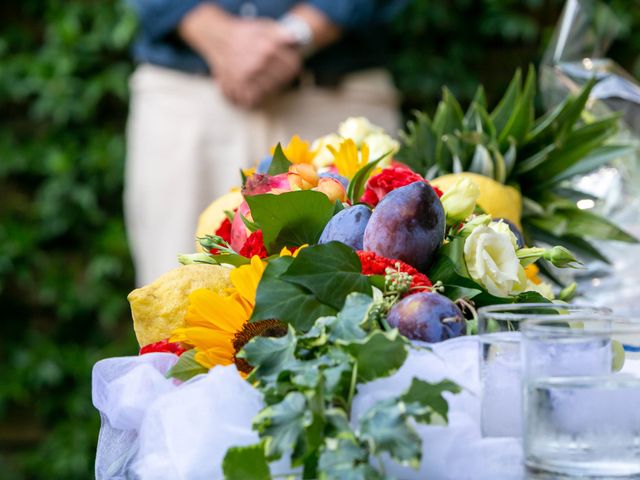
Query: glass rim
xmin=477 ymin=303 xmax=611 ymax=322
xmin=521 ymin=316 xmax=640 ymax=337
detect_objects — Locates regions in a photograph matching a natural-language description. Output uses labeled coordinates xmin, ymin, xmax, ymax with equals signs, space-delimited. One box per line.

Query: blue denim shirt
xmin=130 ymin=0 xmax=407 ymax=76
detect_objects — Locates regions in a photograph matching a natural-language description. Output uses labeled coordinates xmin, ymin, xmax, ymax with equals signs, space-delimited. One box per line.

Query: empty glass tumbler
xmin=478 ymin=304 xmax=609 ymax=438
xmin=521 ymin=315 xmax=640 ymax=477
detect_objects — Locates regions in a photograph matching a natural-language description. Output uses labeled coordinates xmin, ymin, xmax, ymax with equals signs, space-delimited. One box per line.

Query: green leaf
xmin=491 ymin=68 xmax=522 ymax=133
xmin=267 ymin=143 xmax=291 ymax=175
xmin=245 ymin=191 xmax=335 ymax=254
xmin=240 ymin=325 xmax=297 ymax=383
xmin=344 ymin=329 xmax=408 ymax=382
xmin=209 ymin=253 xmax=251 ymax=267
xmin=347 ymin=154 xmax=389 ymax=204
xmin=254 ymin=391 xmax=311 ymax=460
xmin=165 ymin=349 xmax=207 ymax=381
xmin=498 ymin=66 xmax=535 ymax=147
xmin=528 ymin=207 xmax=638 ymax=242
xmin=324 ymin=292 xmax=372 ymax=342
xmin=240 ymin=213 xmax=260 ymax=232
xmin=401 ymin=377 xmax=461 ymax=423
xmin=281 ymin=242 xmax=372 ymax=311
xmin=251 ymin=267 xmax=336 ymax=332
xmin=318 ymin=438 xmax=382 ymax=480
xmin=222 ymin=443 xmax=270 ymax=480
xmin=358 ymin=398 xmax=423 ymax=467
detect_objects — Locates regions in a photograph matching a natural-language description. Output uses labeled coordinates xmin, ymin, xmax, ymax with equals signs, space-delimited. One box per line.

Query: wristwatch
xmin=279 ymin=13 xmax=315 ymax=57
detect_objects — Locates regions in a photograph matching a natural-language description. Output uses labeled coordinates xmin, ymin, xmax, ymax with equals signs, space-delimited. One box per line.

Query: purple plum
xmin=363 ymin=181 xmax=445 ymax=271
xmin=319 ymin=205 xmax=372 ymax=250
xmin=387 ymin=292 xmax=465 ymax=342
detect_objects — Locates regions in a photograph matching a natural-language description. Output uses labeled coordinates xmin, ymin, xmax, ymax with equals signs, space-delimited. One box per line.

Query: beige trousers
xmin=125 ymin=63 xmax=400 ymax=286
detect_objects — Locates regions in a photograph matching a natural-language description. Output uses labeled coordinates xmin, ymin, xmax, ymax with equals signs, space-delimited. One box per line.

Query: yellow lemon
xmin=431 ymin=172 xmax=523 ymax=230
xmin=194 ymin=190 xmax=243 ymax=252
xmin=128 ymin=264 xmax=232 ymax=347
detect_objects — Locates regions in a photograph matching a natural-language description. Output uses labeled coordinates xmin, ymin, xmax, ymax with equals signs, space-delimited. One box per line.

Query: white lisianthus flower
xmin=311 ymin=133 xmax=343 ymax=169
xmin=525 ymin=280 xmax=555 ymax=300
xmin=338 ymin=117 xmax=383 ymax=146
xmin=440 ymin=178 xmax=480 ymax=225
xmin=489 ymin=220 xmax=519 ymax=250
xmin=464 ymin=226 xmax=527 ymax=297
xmin=362 ymin=132 xmax=399 ymax=167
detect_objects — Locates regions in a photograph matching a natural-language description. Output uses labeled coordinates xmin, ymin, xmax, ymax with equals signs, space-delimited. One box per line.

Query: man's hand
xmin=179 ymin=4 xmax=302 ymax=108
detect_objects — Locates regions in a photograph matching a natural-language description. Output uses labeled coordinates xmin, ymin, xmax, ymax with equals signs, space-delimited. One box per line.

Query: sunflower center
xmin=232 ymin=319 xmax=287 ymax=373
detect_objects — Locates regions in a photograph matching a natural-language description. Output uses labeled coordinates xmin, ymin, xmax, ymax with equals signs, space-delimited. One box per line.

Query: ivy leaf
xmin=254 ymin=391 xmax=311 ymax=461
xmin=267 ymin=143 xmax=291 ymax=175
xmin=281 ymin=242 xmax=372 ymax=310
xmin=222 ymin=443 xmax=270 ymax=480
xmin=344 ymin=329 xmax=408 ymax=382
xmin=324 ymin=292 xmax=371 ymax=342
xmin=251 ymin=270 xmax=336 ymax=332
xmin=240 ymin=325 xmax=297 ymax=383
xmin=358 ymin=398 xmax=423 ymax=468
xmin=401 ymin=378 xmax=461 ymax=423
xmin=165 ymin=349 xmax=207 ymax=381
xmin=318 ymin=438 xmax=382 ymax=480
xmin=245 ymin=191 xmax=335 ymax=253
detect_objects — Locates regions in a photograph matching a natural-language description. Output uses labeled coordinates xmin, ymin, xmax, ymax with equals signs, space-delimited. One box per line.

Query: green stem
xmin=346 ymin=360 xmax=358 ymax=419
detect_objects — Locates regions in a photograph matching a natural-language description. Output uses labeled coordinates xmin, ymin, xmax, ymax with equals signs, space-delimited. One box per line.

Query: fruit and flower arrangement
xmin=109 ymin=70 xmax=636 ymax=479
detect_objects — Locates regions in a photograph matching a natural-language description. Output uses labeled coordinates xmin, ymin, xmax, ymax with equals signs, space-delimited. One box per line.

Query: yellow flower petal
xmin=230 ymin=256 xmax=265 ymax=307
xmin=185 ymin=289 xmax=247 ymax=332
xmin=329 ymin=139 xmax=369 ymax=180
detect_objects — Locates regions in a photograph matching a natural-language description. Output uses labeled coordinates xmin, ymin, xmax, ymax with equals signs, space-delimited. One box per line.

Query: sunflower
xmin=170 ymin=256 xmax=284 ymax=375
xmin=327 ymin=138 xmax=370 ymax=180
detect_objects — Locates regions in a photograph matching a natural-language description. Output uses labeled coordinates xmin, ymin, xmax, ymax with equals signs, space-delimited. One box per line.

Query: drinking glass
xmin=478 ymin=304 xmax=609 ymax=438
xmin=522 ymin=315 xmax=640 ymax=477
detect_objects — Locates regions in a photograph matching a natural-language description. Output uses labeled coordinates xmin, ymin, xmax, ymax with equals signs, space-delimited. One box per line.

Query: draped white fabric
xmin=92 ymin=338 xmax=524 ymax=480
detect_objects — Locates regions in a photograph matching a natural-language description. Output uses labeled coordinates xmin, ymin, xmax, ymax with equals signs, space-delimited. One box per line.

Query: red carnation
xmin=139 ymin=339 xmax=188 ymax=356
xmin=215 ymin=216 xmax=232 ymax=243
xmin=360 ymin=166 xmax=442 ymax=207
xmin=357 ymin=250 xmax=432 ymax=292
xmin=239 ymin=230 xmax=268 ymax=258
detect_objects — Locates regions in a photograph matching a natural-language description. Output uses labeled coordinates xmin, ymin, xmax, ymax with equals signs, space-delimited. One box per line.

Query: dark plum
xmin=363 ymin=181 xmax=445 ymax=271
xmin=387 ymin=292 xmax=466 ymax=342
xmin=319 ymin=205 xmax=372 ymax=250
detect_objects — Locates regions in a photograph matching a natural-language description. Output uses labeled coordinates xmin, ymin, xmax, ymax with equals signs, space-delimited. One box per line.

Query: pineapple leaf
xmin=528 ymin=208 xmax=637 ymax=243
xmin=542 ymin=144 xmax=634 ymax=186
xmin=520 ymin=115 xmax=620 ymax=185
xmin=490 ymin=68 xmax=522 ymax=133
xmin=498 ymin=66 xmax=536 ymax=148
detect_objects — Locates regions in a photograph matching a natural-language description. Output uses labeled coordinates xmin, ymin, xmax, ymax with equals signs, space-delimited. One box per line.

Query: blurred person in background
xmin=125 ymin=0 xmax=408 ymax=286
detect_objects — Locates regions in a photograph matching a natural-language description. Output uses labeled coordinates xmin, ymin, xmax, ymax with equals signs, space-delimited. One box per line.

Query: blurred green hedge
xmin=1 ymin=0 xmax=639 ymax=478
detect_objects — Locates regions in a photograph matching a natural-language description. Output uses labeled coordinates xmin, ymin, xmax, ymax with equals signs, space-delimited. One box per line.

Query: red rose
xmin=239 ymin=230 xmax=268 ymax=258
xmin=139 ymin=339 xmax=188 ymax=356
xmin=360 ymin=166 xmax=442 ymax=207
xmin=357 ymin=250 xmax=432 ymax=292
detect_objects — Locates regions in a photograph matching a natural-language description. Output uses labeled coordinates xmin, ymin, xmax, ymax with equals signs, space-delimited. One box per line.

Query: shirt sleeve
xmin=306 ymin=0 xmax=409 ymax=29
xmin=128 ymin=0 xmax=205 ymax=40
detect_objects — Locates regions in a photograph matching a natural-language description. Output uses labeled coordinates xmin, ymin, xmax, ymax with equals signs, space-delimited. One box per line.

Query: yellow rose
xmin=440 ymin=178 xmax=480 ymax=224
xmin=464 ymin=226 xmax=527 ymax=297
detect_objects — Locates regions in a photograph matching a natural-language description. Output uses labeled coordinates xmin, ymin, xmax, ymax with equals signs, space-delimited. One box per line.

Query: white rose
xmin=464 ymin=226 xmax=527 ymax=297
xmin=440 ymin=178 xmax=480 ymax=224
xmin=489 ymin=220 xmax=519 ymax=250
xmin=311 ymin=133 xmax=343 ymax=169
xmin=363 ymin=132 xmax=398 ymax=167
xmin=338 ymin=117 xmax=382 ymax=146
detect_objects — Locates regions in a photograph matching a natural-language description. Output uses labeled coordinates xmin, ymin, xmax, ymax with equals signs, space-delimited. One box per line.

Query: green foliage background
xmin=1 ymin=0 xmax=639 ymax=478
